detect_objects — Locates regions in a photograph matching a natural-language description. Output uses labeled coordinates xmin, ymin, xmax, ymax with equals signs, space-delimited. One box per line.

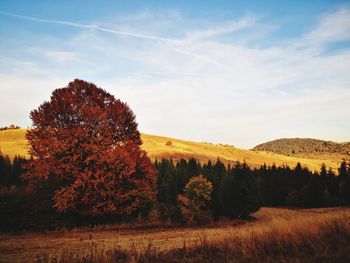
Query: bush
xmin=178 ymin=175 xmax=212 ymax=225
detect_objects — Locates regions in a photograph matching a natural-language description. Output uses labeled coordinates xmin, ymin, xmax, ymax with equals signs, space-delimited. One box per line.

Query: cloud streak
xmin=0 ymin=11 xmax=179 ymax=43
xmin=0 ymin=11 xmax=234 ymax=70
xmin=305 ymin=7 xmax=350 ymax=46
xmin=184 ymin=14 xmax=256 ymax=41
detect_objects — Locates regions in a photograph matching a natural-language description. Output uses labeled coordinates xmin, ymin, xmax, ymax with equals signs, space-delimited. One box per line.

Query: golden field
xmin=0 ymin=129 xmax=341 ymax=171
xmin=0 ymin=207 xmax=349 ymax=262
xmin=0 ymin=129 xmax=29 ymax=159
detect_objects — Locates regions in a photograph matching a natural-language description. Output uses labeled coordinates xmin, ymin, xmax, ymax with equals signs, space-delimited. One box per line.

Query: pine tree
xmin=0 ymin=155 xmax=11 ymax=187
xmin=320 ymin=163 xmax=327 ymax=177
xmin=221 ymin=163 xmax=260 ymax=218
xmin=207 ymin=159 xmax=226 ymax=219
xmin=0 ymin=154 xmax=8 ymax=186
xmin=338 ymin=160 xmax=347 ymax=177
xmin=300 ymin=177 xmax=324 ymax=207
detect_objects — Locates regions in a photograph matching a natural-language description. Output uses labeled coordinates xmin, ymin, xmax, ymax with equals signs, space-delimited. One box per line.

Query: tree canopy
xmin=25 ymin=79 xmax=156 ymax=218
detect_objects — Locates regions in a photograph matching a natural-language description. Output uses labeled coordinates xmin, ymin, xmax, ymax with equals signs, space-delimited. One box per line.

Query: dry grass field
xmin=0 ymin=129 xmax=29 ymax=159
xmin=0 ymin=130 xmax=349 ymax=262
xmin=0 ymin=129 xmax=341 ymax=171
xmin=0 ymin=207 xmax=349 ymax=263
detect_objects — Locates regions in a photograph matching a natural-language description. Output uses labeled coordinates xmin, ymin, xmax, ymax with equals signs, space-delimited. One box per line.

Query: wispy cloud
xmin=44 ymin=51 xmax=77 ymax=63
xmin=305 ymin=7 xmax=350 ymax=46
xmin=184 ymin=14 xmax=256 ymax=41
xmin=0 ymin=7 xmax=349 ymax=148
xmin=0 ymin=11 xmax=235 ymax=69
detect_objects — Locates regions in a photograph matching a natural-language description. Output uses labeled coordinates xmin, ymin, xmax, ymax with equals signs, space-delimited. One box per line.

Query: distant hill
xmin=0 ymin=129 xmax=342 ymax=172
xmin=252 ymin=138 xmax=350 ymax=161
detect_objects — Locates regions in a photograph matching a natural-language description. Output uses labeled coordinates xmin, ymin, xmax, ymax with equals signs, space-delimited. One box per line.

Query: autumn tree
xmin=178 ymin=175 xmax=212 ymax=224
xmin=25 ymin=79 xmax=156 ymax=219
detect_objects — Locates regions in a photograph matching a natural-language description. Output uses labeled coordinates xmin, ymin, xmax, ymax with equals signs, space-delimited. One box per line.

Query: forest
xmin=1 ymin=152 xmax=350 ymax=231
xmin=253 ymin=138 xmax=350 ymax=159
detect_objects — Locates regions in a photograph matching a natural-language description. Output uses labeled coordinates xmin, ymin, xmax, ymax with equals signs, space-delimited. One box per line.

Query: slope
xmin=252 ymin=138 xmax=350 ymax=162
xmin=0 ymin=129 xmax=341 ymax=172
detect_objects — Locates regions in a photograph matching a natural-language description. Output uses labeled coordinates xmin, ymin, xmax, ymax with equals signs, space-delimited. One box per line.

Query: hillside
xmin=0 ymin=129 xmax=30 ymax=158
xmin=0 ymin=129 xmax=342 ymax=172
xmin=252 ymin=138 xmax=350 ymax=162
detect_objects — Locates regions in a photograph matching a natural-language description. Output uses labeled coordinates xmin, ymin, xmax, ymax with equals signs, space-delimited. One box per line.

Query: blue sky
xmin=0 ymin=1 xmax=350 ymax=148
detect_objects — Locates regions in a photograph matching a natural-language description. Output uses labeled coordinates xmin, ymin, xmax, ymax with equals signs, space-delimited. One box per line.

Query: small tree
xmin=25 ymin=79 xmax=156 ymax=219
xmin=320 ymin=163 xmax=327 ymax=177
xmin=178 ymin=175 xmax=212 ymax=224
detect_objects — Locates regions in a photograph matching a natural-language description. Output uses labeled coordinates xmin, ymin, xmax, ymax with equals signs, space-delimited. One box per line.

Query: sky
xmin=0 ymin=0 xmax=350 ymax=149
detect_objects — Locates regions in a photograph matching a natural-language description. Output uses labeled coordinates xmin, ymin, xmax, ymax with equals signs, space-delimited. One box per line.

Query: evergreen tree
xmin=338 ymin=160 xmax=347 ymax=177
xmin=221 ymin=163 xmax=260 ymax=218
xmin=11 ymin=156 xmax=27 ymax=186
xmin=339 ymin=172 xmax=350 ymax=205
xmin=300 ymin=177 xmax=324 ymax=207
xmin=320 ymin=163 xmax=327 ymax=177
xmin=0 ymin=155 xmax=11 ymax=187
xmin=206 ymin=159 xmax=225 ymax=219
xmin=285 ymin=190 xmax=299 ymax=206
xmin=0 ymin=154 xmax=7 ymax=186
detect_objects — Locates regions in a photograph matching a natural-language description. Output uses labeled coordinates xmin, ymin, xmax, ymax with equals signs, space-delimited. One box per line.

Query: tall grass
xmin=35 ymin=210 xmax=350 ymax=263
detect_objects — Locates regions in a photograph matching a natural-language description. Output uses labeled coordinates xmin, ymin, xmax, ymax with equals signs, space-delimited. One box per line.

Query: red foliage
xmin=25 ymin=79 xmax=156 ymax=217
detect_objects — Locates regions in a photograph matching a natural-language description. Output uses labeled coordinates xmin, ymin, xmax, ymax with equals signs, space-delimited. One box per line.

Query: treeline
xmin=1 ymin=153 xmax=350 ymax=230
xmin=253 ymin=138 xmax=350 ymax=157
xmin=256 ymin=162 xmax=350 ymax=207
xmin=0 ymin=124 xmax=21 ymax=131
xmin=154 ymin=159 xmax=350 ymax=222
xmin=1 ymin=155 xmax=350 ymax=210
xmin=155 ymin=159 xmax=260 ymax=221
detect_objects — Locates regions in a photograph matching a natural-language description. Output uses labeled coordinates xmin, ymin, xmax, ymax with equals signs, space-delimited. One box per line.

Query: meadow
xmin=0 ymin=129 xmax=340 ymax=172
xmin=0 ymin=207 xmax=349 ymax=263
xmin=1 ymin=128 xmax=349 ymax=263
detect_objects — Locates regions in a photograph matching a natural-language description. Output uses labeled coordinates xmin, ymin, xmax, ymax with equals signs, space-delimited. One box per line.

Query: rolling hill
xmin=0 ymin=129 xmax=342 ymax=172
xmin=252 ymin=138 xmax=350 ymax=162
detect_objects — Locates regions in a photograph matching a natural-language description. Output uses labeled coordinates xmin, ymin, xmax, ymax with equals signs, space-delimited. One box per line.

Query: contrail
xmin=173 ymin=48 xmax=229 ymax=70
xmin=0 ymin=11 xmax=179 ymax=43
xmin=0 ymin=11 xmax=231 ymax=70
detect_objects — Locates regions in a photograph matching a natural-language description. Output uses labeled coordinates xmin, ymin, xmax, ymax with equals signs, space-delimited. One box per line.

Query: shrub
xmin=178 ymin=175 xmax=212 ymax=225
